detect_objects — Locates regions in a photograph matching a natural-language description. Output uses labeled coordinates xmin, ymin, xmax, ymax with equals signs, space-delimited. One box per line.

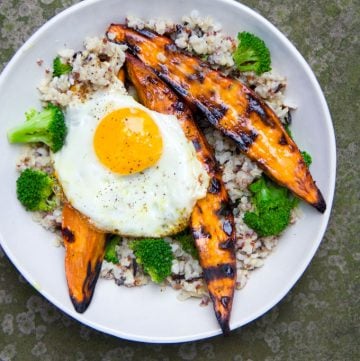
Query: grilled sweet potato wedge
xmin=126 ymin=54 xmax=236 ymax=334
xmin=117 ymin=68 xmax=126 ymax=83
xmin=107 ymin=25 xmax=326 ymax=213
xmin=62 ymin=203 xmax=106 ymax=313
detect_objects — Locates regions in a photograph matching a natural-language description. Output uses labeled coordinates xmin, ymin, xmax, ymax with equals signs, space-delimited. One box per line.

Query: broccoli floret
xmin=7 ymin=103 xmax=67 ymax=152
xmin=130 ymin=238 xmax=173 ymax=283
xmin=301 ymin=151 xmax=312 ymax=167
xmin=174 ymin=229 xmax=198 ymax=259
xmin=243 ymin=177 xmax=296 ymax=237
xmin=244 ymin=206 xmax=291 ymax=237
xmin=16 ymin=168 xmax=56 ymax=211
xmin=25 ymin=108 xmax=38 ymax=121
xmin=53 ymin=56 xmax=72 ymax=77
xmin=104 ymin=235 xmax=120 ymax=264
xmin=233 ymin=31 xmax=271 ymax=75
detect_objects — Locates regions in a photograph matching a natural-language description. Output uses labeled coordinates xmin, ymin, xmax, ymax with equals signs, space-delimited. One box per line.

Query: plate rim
xmin=0 ymin=0 xmax=336 ymax=343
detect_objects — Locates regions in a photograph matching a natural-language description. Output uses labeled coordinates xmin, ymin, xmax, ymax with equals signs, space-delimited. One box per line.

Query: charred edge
xmin=159 ymin=64 xmax=169 ymax=74
xmin=213 ymin=305 xmax=231 ymax=335
xmin=72 ymin=259 xmax=103 ymax=314
xmin=217 ymin=201 xmax=233 ymax=217
xmin=195 ymin=101 xmax=226 ymax=127
xmin=173 ymin=100 xmax=185 ymax=112
xmin=314 ymin=189 xmax=327 ymax=213
xmin=129 ymin=43 xmax=141 ymax=55
xmin=165 ymin=43 xmax=178 ymax=52
xmin=136 ymin=28 xmax=156 ymax=39
xmin=170 ymin=57 xmax=181 ymax=65
xmin=208 ymin=293 xmax=231 ymax=335
xmin=194 ymin=64 xmax=208 ymax=73
xmin=197 ymin=72 xmax=205 ymax=83
xmin=203 ymin=263 xmax=235 ymax=283
xmin=219 ymin=238 xmax=234 ymax=250
xmin=187 ymin=71 xmax=205 ymax=83
xmin=192 ymin=226 xmax=211 ymax=240
xmin=203 ymin=155 xmax=217 ymax=172
xmin=206 ymin=102 xmax=228 ymax=123
xmin=247 ymin=94 xmax=275 ymax=127
xmin=208 ymin=177 xmax=221 ymax=194
xmin=192 ymin=139 xmax=201 ymax=151
xmin=146 ymin=75 xmax=159 ymax=85
xmin=222 ymin=220 xmax=233 ymax=236
xmin=127 ymin=44 xmax=141 ymax=55
xmin=156 ymin=71 xmax=225 ymax=124
xmin=221 ymin=296 xmax=231 ymax=309
xmin=84 ymin=259 xmax=103 ymax=294
xmin=62 ymin=227 xmax=75 ymax=243
xmin=70 ymin=295 xmax=89 ymax=314
xmin=171 ymin=82 xmax=188 ymax=97
xmin=219 ymin=316 xmax=231 ymax=335
xmin=279 ymin=134 xmax=288 ymax=145
xmin=187 ymin=73 xmax=197 ymax=82
xmin=157 ymin=73 xmax=189 ymax=98
xmin=229 ymin=129 xmax=257 ymax=152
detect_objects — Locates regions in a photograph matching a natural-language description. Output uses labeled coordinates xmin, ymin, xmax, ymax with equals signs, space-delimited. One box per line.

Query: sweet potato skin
xmin=107 ymin=25 xmax=326 ymax=213
xmin=126 ymin=54 xmax=236 ymax=334
xmin=62 ymin=203 xmax=106 ymax=313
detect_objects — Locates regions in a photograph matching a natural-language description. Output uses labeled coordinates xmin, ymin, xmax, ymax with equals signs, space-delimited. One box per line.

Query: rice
xmin=16 ymin=145 xmax=62 ymax=236
xmin=15 ymin=11 xmax=297 ymax=302
xmin=127 ymin=10 xmax=235 ymax=67
xmin=38 ymin=36 xmax=127 ymax=107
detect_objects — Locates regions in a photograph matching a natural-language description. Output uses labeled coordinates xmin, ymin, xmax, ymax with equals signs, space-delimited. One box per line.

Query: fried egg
xmin=52 ymin=88 xmax=210 ymax=237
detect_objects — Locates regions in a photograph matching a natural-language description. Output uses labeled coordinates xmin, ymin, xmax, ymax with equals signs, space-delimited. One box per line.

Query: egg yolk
xmin=93 ymin=107 xmax=163 ymax=174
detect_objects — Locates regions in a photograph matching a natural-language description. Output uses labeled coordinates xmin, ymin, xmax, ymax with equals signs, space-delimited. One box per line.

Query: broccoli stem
xmin=7 ymin=104 xmax=66 ymax=152
xmin=234 ymin=49 xmax=259 ymax=64
xmin=8 ymin=109 xmax=54 ymax=144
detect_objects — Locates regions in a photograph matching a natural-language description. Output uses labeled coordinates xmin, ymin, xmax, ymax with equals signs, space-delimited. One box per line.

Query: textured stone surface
xmin=0 ymin=0 xmax=359 ymax=360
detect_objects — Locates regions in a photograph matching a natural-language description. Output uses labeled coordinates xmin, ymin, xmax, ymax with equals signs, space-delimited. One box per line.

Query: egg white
xmin=52 ymin=89 xmax=210 ymax=237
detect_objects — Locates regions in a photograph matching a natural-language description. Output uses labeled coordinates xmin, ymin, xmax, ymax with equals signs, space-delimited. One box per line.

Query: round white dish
xmin=0 ymin=0 xmax=336 ymax=343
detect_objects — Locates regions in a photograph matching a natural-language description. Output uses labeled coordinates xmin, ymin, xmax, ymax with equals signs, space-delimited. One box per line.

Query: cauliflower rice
xmin=16 ymin=11 xmax=297 ymax=303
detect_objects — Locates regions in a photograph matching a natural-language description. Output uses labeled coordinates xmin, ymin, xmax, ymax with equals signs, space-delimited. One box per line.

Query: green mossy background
xmin=0 ymin=0 xmax=359 ymax=360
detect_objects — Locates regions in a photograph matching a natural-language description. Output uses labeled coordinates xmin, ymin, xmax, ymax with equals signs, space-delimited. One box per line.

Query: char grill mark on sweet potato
xmin=107 ymin=24 xmax=326 ymax=213
xmin=62 ymin=227 xmax=75 ymax=243
xmin=62 ymin=203 xmax=106 ymax=313
xmin=125 ymin=54 xmax=236 ymax=334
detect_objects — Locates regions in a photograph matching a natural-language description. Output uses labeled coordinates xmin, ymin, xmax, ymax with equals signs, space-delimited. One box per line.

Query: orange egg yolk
xmin=93 ymin=107 xmax=163 ymax=174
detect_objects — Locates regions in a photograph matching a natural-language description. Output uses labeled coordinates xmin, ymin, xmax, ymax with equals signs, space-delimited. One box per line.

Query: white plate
xmin=0 ymin=0 xmax=336 ymax=343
